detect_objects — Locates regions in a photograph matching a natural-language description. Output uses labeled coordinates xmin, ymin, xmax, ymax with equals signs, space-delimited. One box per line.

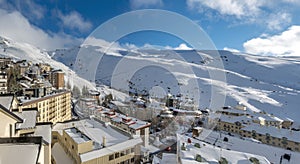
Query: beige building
xmin=240 ymin=124 xmax=300 ymax=152
xmin=216 ymin=113 xmax=300 ymax=152
xmin=18 ymin=91 xmax=72 ymax=124
xmin=89 ymin=106 xmax=151 ymax=147
xmin=0 ymin=96 xmax=52 ymax=164
xmin=52 ymin=119 xmax=143 ymax=164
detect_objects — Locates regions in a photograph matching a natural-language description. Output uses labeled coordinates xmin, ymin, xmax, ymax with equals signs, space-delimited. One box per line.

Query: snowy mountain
xmin=50 ymin=43 xmax=300 ymax=122
xmin=0 ymin=36 xmax=95 ymax=90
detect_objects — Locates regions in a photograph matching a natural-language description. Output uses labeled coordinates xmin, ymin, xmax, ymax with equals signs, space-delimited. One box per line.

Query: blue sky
xmin=0 ymin=0 xmax=300 ymax=56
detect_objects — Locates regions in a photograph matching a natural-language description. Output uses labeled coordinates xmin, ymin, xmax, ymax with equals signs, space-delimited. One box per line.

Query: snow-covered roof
xmin=219 ymin=115 xmax=252 ymax=124
xmin=0 ymin=144 xmax=40 ymax=164
xmin=64 ymin=128 xmax=91 ymax=144
xmin=53 ymin=119 xmax=130 ymax=147
xmin=0 ymin=94 xmax=13 ymax=110
xmin=98 ymin=110 xmax=150 ymax=130
xmin=15 ymin=110 xmax=37 ymax=130
xmin=196 ymin=128 xmax=300 ymax=164
xmin=34 ymin=124 xmax=52 ymax=144
xmin=241 ymin=124 xmax=300 ymax=142
xmin=80 ymin=137 xmax=142 ymax=162
xmin=179 ymin=134 xmax=270 ymax=164
xmin=52 ymin=143 xmax=74 ymax=164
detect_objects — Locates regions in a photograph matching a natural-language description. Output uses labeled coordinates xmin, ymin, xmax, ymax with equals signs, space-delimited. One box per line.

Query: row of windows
xmin=108 ymin=157 xmax=134 ymax=164
xmin=109 ymin=148 xmax=135 ymax=161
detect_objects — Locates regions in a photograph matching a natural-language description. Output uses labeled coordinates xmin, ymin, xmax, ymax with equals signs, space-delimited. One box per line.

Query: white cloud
xmin=187 ymin=0 xmax=264 ymax=18
xmin=58 ymin=11 xmax=93 ymax=33
xmin=243 ymin=26 xmax=300 ymax=56
xmin=174 ymin=43 xmax=192 ymax=50
xmin=0 ymin=9 xmax=82 ymax=50
xmin=187 ymin=0 xmax=292 ymax=30
xmin=130 ymin=0 xmax=163 ymax=9
xmin=0 ymin=0 xmax=45 ymax=20
xmin=267 ymin=12 xmax=291 ymax=30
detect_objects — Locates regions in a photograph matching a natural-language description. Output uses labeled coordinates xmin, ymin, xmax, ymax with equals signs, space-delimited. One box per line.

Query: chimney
xmin=102 ymin=136 xmax=106 ymax=148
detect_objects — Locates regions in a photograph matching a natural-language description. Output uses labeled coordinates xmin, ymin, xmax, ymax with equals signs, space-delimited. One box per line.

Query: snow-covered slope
xmin=51 ymin=44 xmax=300 ymax=122
xmin=0 ymin=36 xmax=95 ymax=90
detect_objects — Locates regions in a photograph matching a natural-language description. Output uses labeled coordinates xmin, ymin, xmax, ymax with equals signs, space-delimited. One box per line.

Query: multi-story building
xmin=52 ymin=119 xmax=143 ymax=164
xmin=17 ymin=91 xmax=72 ymax=124
xmin=215 ymin=112 xmax=300 ymax=152
xmin=0 ymin=96 xmax=52 ymax=164
xmin=0 ymin=57 xmax=12 ymax=68
xmin=16 ymin=60 xmax=29 ymax=75
xmin=89 ymin=106 xmax=151 ymax=147
xmin=0 ymin=71 xmax=8 ymax=94
xmin=240 ymin=124 xmax=300 ymax=152
xmin=51 ymin=70 xmax=65 ymax=89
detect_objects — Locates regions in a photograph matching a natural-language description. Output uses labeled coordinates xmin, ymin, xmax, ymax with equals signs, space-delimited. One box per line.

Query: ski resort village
xmin=2 ymin=1 xmax=300 ymax=164
xmin=1 ymin=47 xmax=300 ymax=164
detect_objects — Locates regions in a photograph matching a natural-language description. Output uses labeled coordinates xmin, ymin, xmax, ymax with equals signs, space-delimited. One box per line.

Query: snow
xmin=241 ymin=124 xmax=300 ymax=142
xmin=0 ymin=94 xmax=13 ymax=110
xmin=0 ymin=144 xmax=40 ymax=164
xmin=180 ymin=139 xmax=270 ymax=164
xmin=51 ymin=47 xmax=300 ymax=122
xmin=161 ymin=153 xmax=177 ymax=164
xmin=80 ymin=137 xmax=142 ymax=162
xmin=196 ymin=129 xmax=300 ymax=164
xmin=53 ymin=119 xmax=129 ymax=147
xmin=15 ymin=110 xmax=37 ymax=129
xmin=34 ymin=124 xmax=52 ymax=144
xmin=0 ymin=36 xmax=95 ymax=91
xmin=52 ymin=143 xmax=74 ymax=164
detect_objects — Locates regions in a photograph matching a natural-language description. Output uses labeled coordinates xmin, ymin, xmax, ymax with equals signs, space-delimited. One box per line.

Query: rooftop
xmin=53 ymin=119 xmax=130 ymax=147
xmin=64 ymin=128 xmax=91 ymax=144
xmin=241 ymin=124 xmax=300 ymax=143
xmin=0 ymin=94 xmax=14 ymax=109
xmin=0 ymin=137 xmax=42 ymax=164
xmin=53 ymin=119 xmax=141 ymax=162
xmin=179 ymin=134 xmax=270 ymax=164
xmin=15 ymin=110 xmax=37 ymax=130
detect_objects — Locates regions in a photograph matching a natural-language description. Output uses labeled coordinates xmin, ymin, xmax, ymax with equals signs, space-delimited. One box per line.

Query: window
xmin=126 ymin=149 xmax=130 ymax=155
xmin=72 ymin=145 xmax=74 ymax=149
xmin=9 ymin=124 xmax=13 ymax=137
xmin=115 ymin=152 xmax=120 ymax=158
xmin=109 ymin=154 xmax=114 ymax=161
xmin=131 ymin=148 xmax=135 ymax=153
xmin=131 ymin=158 xmax=135 ymax=163
xmin=121 ymin=151 xmax=125 ymax=156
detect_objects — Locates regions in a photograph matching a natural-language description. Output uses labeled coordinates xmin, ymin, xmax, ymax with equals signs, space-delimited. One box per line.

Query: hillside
xmin=51 ymin=44 xmax=300 ymax=122
xmin=0 ymin=36 xmax=95 ymax=91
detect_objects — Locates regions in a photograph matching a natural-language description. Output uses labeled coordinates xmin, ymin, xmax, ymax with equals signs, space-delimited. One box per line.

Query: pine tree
xmin=72 ymin=85 xmax=81 ymax=98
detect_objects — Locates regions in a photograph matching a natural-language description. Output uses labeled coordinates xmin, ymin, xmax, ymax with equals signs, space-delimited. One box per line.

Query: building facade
xmin=18 ymin=91 xmax=72 ymax=124
xmin=51 ymin=70 xmax=65 ymax=89
xmin=52 ymin=120 xmax=142 ymax=164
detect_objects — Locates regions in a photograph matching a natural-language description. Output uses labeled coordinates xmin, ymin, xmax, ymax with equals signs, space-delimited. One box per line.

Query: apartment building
xmin=0 ymin=71 xmax=7 ymax=94
xmin=90 ymin=106 xmax=151 ymax=147
xmin=240 ymin=124 xmax=300 ymax=152
xmin=50 ymin=70 xmax=65 ymax=89
xmin=52 ymin=119 xmax=143 ymax=164
xmin=0 ymin=98 xmax=52 ymax=164
xmin=18 ymin=91 xmax=72 ymax=124
xmin=216 ymin=114 xmax=300 ymax=152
